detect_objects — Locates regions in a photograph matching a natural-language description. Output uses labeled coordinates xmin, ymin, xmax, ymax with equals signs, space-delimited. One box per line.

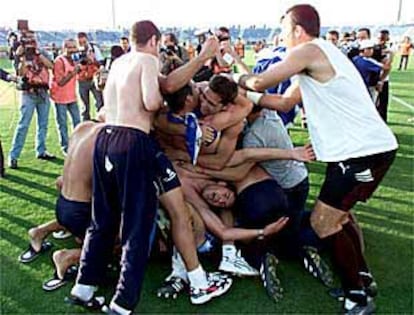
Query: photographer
xmin=1 ymin=68 xmax=18 ymax=177
xmin=76 ymin=32 xmax=104 ymax=121
xmin=50 ymin=39 xmax=81 ymax=155
xmin=8 ymin=30 xmax=55 ymax=169
xmin=94 ymin=45 xmax=125 ymax=91
xmin=160 ymin=32 xmax=189 ymax=75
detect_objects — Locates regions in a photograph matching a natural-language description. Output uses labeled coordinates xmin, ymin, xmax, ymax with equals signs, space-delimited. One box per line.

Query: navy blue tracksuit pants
xmin=77 ymin=125 xmax=158 ymax=310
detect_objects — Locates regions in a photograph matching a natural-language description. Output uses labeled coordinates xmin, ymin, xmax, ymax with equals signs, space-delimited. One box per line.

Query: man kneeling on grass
xmin=18 ymin=120 xmax=105 ymax=291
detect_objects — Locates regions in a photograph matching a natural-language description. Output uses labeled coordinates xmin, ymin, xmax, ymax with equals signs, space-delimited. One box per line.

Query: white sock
xmin=70 ymin=283 xmax=96 ymax=302
xmin=187 ymin=265 xmax=208 ymax=289
xmin=109 ymin=301 xmax=131 ymax=315
xmin=171 ymin=248 xmax=188 ymax=281
xmin=222 ymin=244 xmax=237 ymax=258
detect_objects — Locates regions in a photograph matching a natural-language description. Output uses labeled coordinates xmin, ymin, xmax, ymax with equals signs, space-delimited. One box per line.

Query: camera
xmin=24 ymin=46 xmax=36 ymax=62
xmin=72 ymin=47 xmax=88 ymax=65
xmin=160 ymin=45 xmax=176 ymax=56
xmin=15 ymin=76 xmax=30 ymax=91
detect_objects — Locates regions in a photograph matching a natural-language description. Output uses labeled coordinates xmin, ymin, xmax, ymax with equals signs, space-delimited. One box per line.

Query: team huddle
xmin=17 ymin=4 xmax=398 ymax=315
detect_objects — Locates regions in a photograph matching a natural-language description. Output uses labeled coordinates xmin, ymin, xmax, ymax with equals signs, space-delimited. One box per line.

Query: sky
xmin=1 ymin=0 xmax=413 ymax=30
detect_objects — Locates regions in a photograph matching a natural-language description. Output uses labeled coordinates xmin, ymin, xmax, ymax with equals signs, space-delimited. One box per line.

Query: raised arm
xmin=236 ymin=45 xmax=309 ymax=92
xmin=159 ymin=37 xmax=219 ymax=94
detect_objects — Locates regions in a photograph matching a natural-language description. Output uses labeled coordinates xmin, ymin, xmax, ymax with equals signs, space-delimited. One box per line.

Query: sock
xmin=327 ymin=227 xmax=363 ymax=292
xmin=343 ymin=221 xmax=369 ymax=272
xmin=187 ymin=265 xmax=208 ymax=289
xmin=70 ymin=283 xmax=96 ymax=302
xmin=222 ymin=244 xmax=237 ymax=259
xmin=109 ymin=301 xmax=131 ymax=315
xmin=170 ymin=248 xmax=188 ymax=281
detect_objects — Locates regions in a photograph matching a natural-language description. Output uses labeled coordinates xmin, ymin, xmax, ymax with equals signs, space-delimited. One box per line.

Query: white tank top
xmin=298 ymin=38 xmax=398 ymax=162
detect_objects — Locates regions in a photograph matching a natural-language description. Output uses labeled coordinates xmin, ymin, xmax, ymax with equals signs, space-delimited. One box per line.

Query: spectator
xmin=398 ymin=36 xmax=412 ymax=71
xmin=234 ymin=37 xmax=245 ymax=59
xmin=374 ymin=29 xmax=394 ymax=122
xmin=352 ymin=39 xmax=383 ymax=101
xmin=9 ymin=30 xmax=55 ymax=169
xmin=119 ymin=36 xmax=131 ymax=53
xmin=160 ymin=32 xmax=189 ymax=75
xmin=327 ymin=30 xmax=339 ymax=47
xmin=76 ymin=32 xmax=104 ymax=121
xmin=1 ymin=68 xmax=18 ymax=177
xmin=50 ymin=42 xmax=59 ymax=60
xmin=186 ymin=41 xmax=195 ymax=60
xmin=50 ymin=39 xmax=81 ymax=155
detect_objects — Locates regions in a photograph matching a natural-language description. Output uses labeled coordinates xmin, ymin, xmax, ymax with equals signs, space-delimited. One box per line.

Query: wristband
xmin=246 ymin=91 xmax=263 ymax=104
xmin=257 ymin=229 xmax=265 ymax=240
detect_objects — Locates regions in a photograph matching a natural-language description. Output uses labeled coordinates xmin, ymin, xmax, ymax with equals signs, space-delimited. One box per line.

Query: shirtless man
xmin=69 ymin=21 xmax=230 ymax=315
xmin=233 ymin=5 xmax=398 ymax=314
xmin=156 ymin=74 xmax=253 ymax=167
xmin=18 ymin=121 xmax=104 ymax=291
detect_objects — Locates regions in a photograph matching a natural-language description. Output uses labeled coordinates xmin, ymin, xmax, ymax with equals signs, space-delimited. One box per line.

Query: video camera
xmin=15 ymin=76 xmax=30 ymax=91
xmin=160 ymin=45 xmax=177 ymax=56
xmin=72 ymin=47 xmax=88 ymax=65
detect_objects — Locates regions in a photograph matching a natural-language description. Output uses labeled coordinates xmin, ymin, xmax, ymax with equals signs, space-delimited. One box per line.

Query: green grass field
xmin=0 ymin=53 xmax=413 ymax=314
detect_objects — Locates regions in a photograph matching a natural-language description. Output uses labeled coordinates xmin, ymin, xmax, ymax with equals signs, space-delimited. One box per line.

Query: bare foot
xmin=53 ymin=249 xmax=80 ymax=279
xmin=28 ymin=227 xmax=46 ymax=252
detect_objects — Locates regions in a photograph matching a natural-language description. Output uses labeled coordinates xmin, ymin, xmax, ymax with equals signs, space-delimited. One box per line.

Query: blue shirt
xmin=252 ymin=46 xmax=297 ymax=125
xmin=352 ymin=56 xmax=382 ymax=88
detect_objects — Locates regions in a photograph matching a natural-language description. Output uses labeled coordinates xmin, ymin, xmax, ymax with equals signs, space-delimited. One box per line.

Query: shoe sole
xmin=219 ymin=264 xmax=259 ymax=277
xmin=191 ymin=278 xmax=233 ymax=305
xmin=261 ymin=254 xmax=283 ymax=302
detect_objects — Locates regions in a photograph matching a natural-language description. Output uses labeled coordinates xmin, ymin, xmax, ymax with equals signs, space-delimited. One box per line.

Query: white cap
xmin=359 ymin=39 xmax=375 ymax=50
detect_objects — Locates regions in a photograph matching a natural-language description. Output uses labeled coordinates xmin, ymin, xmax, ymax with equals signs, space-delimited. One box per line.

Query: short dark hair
xmin=163 ymin=84 xmax=193 ymax=113
xmin=358 ymin=28 xmax=371 ymax=38
xmin=110 ymin=45 xmax=124 ymax=60
xmin=131 ymin=20 xmax=161 ymax=46
xmin=209 ymin=75 xmax=238 ymax=105
xmin=164 ymin=32 xmax=178 ymax=45
xmin=328 ymin=30 xmax=339 ymax=38
xmin=286 ymin=4 xmax=320 ymax=37
xmin=77 ymin=32 xmax=88 ymax=39
xmin=380 ymin=29 xmax=389 ymax=36
xmin=218 ymin=27 xmax=230 ymax=34
xmin=120 ymin=36 xmax=129 ymax=42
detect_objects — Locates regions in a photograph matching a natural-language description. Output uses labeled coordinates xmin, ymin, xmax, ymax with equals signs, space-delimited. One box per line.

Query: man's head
xmin=130 ymin=20 xmax=161 ymax=57
xmin=110 ymin=45 xmax=125 ymax=60
xmin=377 ymin=29 xmax=390 ymax=45
xmin=199 ymin=75 xmax=238 ymax=116
xmin=280 ymin=4 xmax=320 ymax=48
xmin=63 ymin=38 xmax=78 ymax=56
xmin=201 ymin=182 xmax=235 ymax=209
xmin=359 ymin=39 xmax=375 ymax=57
xmin=357 ymin=28 xmax=371 ymax=42
xmin=216 ymin=27 xmax=230 ymax=42
xmin=77 ymin=32 xmax=89 ymax=48
xmin=164 ymin=84 xmax=195 ymax=114
xmin=327 ymin=30 xmax=339 ymax=46
xmin=163 ymin=33 xmax=178 ymax=48
xmin=120 ymin=36 xmax=129 ymax=52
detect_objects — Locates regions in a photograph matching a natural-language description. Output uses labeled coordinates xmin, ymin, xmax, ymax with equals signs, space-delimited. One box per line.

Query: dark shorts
xmin=55 ymin=194 xmax=91 ymax=239
xmin=319 ymin=150 xmax=397 ymax=211
xmin=153 ymin=144 xmax=181 ymax=196
xmin=236 ymin=179 xmax=288 ymax=229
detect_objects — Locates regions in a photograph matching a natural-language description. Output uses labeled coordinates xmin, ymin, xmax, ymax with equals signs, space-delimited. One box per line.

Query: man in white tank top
xmin=234 ymin=4 xmax=398 ymax=315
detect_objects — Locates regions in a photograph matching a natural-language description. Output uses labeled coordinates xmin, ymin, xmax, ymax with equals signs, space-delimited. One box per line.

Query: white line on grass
xmin=391 ymin=95 xmax=414 ymax=111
